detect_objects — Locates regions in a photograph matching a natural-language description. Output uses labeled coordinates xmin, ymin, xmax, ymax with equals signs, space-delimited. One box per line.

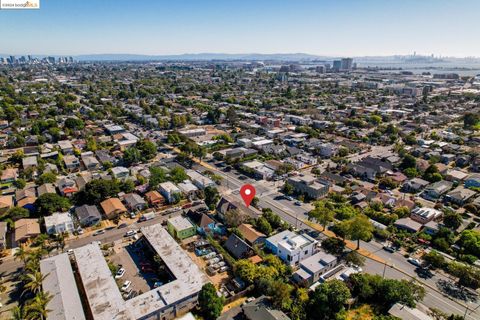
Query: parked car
xmin=407 ymin=258 xmax=422 ymax=267
xmin=294 ymin=201 xmax=302 ymax=206
xmin=67 ymin=249 xmax=74 ymax=255
xmin=383 ymin=245 xmax=397 ymax=253
xmin=121 ymin=280 xmax=132 ymax=291
xmin=286 ymin=196 xmax=294 ymax=201
xmin=115 ymin=268 xmax=126 ymax=279
xmin=125 ymin=230 xmax=137 ymax=237
xmin=93 ymin=229 xmax=105 ymax=236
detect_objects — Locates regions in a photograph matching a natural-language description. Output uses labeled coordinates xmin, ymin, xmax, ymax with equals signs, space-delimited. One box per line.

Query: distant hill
xmin=74 ymin=53 xmax=328 ymax=62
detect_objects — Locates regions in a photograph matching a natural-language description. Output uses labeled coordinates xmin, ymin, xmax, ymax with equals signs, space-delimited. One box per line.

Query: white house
xmin=111 ymin=166 xmax=130 ymax=180
xmin=277 ymin=233 xmax=318 ymax=266
xmin=186 ymin=170 xmax=215 ymax=189
xmin=158 ymin=182 xmax=182 ymax=203
xmin=44 ymin=212 xmax=75 ymax=235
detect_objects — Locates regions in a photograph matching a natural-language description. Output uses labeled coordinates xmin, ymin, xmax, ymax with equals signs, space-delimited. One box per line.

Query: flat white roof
xmin=126 ymin=225 xmax=209 ymax=318
xmin=74 ymin=244 xmax=133 ymax=320
xmin=168 ymin=216 xmax=194 ymax=231
xmin=40 ymin=253 xmax=86 ymax=320
xmin=44 ymin=212 xmax=73 ymax=227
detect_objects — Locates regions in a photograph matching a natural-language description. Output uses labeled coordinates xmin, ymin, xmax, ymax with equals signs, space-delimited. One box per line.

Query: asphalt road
xmin=193 ymin=160 xmax=480 ymax=319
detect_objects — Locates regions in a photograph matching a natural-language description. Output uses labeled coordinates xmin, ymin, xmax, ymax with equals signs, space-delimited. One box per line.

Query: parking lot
xmin=108 ymin=238 xmax=175 ymax=299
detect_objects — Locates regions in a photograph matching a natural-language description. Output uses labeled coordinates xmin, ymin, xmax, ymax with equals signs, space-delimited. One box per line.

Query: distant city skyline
xmin=1 ymin=0 xmax=479 ymax=57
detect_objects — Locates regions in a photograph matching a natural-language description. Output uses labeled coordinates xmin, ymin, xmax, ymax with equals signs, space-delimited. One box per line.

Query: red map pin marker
xmin=240 ymin=184 xmax=256 ymax=207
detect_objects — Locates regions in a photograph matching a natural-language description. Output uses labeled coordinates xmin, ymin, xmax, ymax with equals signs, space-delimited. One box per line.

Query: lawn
xmin=346 ymin=304 xmax=375 ymax=320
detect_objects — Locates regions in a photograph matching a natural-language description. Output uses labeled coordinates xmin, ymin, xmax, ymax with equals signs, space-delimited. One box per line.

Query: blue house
xmin=465 ymin=174 xmax=480 ymax=189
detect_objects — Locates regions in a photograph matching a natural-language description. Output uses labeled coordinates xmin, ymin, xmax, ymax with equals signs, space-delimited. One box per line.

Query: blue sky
xmin=1 ymin=0 xmax=479 ymax=57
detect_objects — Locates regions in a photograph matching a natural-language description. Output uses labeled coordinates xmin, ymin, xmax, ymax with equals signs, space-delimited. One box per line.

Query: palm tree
xmin=24 ymin=258 xmax=40 ymax=274
xmin=13 ymin=246 xmax=29 ymax=264
xmin=10 ymin=306 xmax=25 ymax=320
xmin=25 ymin=291 xmax=52 ymax=320
xmin=23 ymin=271 xmax=48 ymax=295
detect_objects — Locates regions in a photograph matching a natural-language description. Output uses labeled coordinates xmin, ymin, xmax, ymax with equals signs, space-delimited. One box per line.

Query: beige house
xmin=15 ymin=219 xmax=40 ymax=243
xmin=100 ymin=198 xmax=127 ymax=219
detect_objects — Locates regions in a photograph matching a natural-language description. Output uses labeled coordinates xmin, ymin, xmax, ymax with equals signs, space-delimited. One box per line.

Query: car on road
xmin=118 ymin=223 xmax=128 ymax=229
xmin=294 ymin=201 xmax=302 ymax=206
xmin=93 ymin=229 xmax=105 ymax=236
xmin=285 ymin=196 xmax=294 ymax=201
xmin=115 ymin=267 xmax=126 ymax=279
xmin=407 ymin=258 xmax=422 ymax=267
xmin=382 ymin=245 xmax=397 ymax=253
xmin=415 ymin=267 xmax=433 ymax=279
xmin=125 ymin=230 xmax=137 ymax=237
xmin=67 ymin=249 xmax=74 ymax=255
xmin=121 ymin=280 xmax=132 ymax=291
xmin=307 ymin=230 xmax=321 ymax=238
xmin=238 ymin=175 xmax=248 ymax=180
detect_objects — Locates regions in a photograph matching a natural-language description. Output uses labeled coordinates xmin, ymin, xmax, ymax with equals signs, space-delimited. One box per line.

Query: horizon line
xmin=1 ymin=52 xmax=479 ymax=59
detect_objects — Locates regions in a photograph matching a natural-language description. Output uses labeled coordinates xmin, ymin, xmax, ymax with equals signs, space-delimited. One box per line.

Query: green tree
xmin=35 ymin=193 xmax=71 ymax=216
xmin=120 ymin=179 xmax=135 ymax=193
xmin=14 ymin=246 xmax=29 ymax=263
xmin=308 ymin=200 xmax=334 ymax=230
xmin=251 ymin=196 xmax=259 ymax=207
xmin=86 ymin=136 xmax=97 ymax=151
xmin=64 ymin=117 xmax=84 ymax=130
xmin=6 ymin=207 xmax=30 ymax=221
xmin=234 ymin=259 xmax=258 ymax=285
xmin=423 ymin=165 xmax=442 ymax=182
xmin=13 ymin=178 xmax=26 ymax=189
xmin=369 ymin=115 xmax=382 ymax=126
xmin=404 ymin=167 xmax=418 ymax=179
xmin=78 ymin=179 xmax=120 ymax=205
xmin=123 ymin=147 xmax=142 ymax=165
xmin=24 ymin=291 xmax=52 ymax=320
xmin=322 ymin=237 xmax=346 ymax=255
xmin=346 ymin=214 xmax=374 ymax=250
xmin=148 ymin=166 xmax=168 ymax=189
xmin=349 ymin=273 xmax=425 ymax=309
xmin=36 ymin=172 xmax=57 ymax=185
xmin=267 ymin=280 xmax=294 ymax=310
xmin=204 ymin=186 xmax=220 ymax=210
xmin=457 ymin=229 xmax=480 ymax=258
xmin=136 ymin=139 xmax=157 ymax=161
xmin=262 ymin=208 xmax=285 ymax=230
xmin=23 ymin=271 xmax=47 ymax=295
xmin=255 ymin=216 xmax=272 ymax=236
xmin=400 ymin=154 xmax=417 ymax=170
xmin=198 ymin=283 xmax=224 ymax=320
xmin=422 ymin=250 xmax=446 ymax=269
xmin=283 ymin=182 xmax=294 ymax=195
xmin=464 ymin=113 xmax=480 ymax=129
xmin=307 ymin=280 xmax=352 ymax=320
xmin=443 ymin=211 xmax=463 ymax=230
xmin=226 ymin=106 xmax=238 ymax=124
xmin=10 ymin=306 xmax=25 ymax=320
xmin=344 ymin=250 xmax=366 ymax=267
xmin=169 ymin=167 xmax=188 ymax=183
